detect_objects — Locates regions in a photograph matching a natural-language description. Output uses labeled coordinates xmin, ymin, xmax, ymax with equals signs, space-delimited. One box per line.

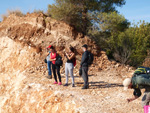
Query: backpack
xmin=132 ymin=74 xmax=150 ymax=89
xmin=44 ymin=58 xmax=47 ymax=63
xmin=88 ymin=52 xmax=94 ymax=65
xmin=134 ymin=66 xmax=150 ymax=75
xmin=45 ymin=51 xmax=50 ymax=63
xmin=72 ymin=57 xmax=76 ymax=67
xmin=79 ymin=67 xmax=82 ymax=76
xmin=55 ymin=54 xmax=63 ymax=66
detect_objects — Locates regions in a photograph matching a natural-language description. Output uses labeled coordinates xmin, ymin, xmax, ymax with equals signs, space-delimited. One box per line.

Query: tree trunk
xmin=82 ymin=0 xmax=88 ymax=35
xmin=82 ymin=9 xmax=88 ymax=35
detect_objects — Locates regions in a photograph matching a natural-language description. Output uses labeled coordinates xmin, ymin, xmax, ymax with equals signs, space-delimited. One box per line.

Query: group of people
xmin=46 ymin=44 xmax=150 ymax=109
xmin=46 ymin=44 xmax=90 ymax=89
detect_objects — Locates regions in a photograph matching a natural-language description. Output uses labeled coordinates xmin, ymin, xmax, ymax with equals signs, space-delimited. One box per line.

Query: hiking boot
xmin=82 ymin=85 xmax=89 ymax=89
xmin=49 ymin=76 xmax=52 ymax=79
xmin=72 ymin=84 xmax=75 ymax=87
xmin=82 ymin=87 xmax=88 ymax=89
xmin=58 ymin=82 xmax=62 ymax=85
xmin=64 ymin=83 xmax=68 ymax=86
xmin=87 ymin=85 xmax=89 ymax=89
xmin=53 ymin=81 xmax=58 ymax=84
xmin=47 ymin=76 xmax=52 ymax=79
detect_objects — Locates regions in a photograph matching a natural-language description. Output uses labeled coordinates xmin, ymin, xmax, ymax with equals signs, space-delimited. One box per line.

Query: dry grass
xmin=1 ymin=9 xmax=25 ymax=21
xmin=7 ymin=9 xmax=24 ymax=16
xmin=0 ymin=9 xmax=46 ymax=21
xmin=33 ymin=9 xmax=44 ymax=14
xmin=1 ymin=15 xmax=7 ymax=21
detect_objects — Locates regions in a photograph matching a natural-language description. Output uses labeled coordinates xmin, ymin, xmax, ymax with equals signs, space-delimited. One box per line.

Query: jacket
xmin=80 ymin=51 xmax=89 ymax=67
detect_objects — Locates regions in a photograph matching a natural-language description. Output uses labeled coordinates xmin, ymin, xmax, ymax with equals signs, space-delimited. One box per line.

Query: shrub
xmin=7 ymin=9 xmax=24 ymax=17
xmin=1 ymin=9 xmax=24 ymax=21
xmin=33 ymin=9 xmax=44 ymax=14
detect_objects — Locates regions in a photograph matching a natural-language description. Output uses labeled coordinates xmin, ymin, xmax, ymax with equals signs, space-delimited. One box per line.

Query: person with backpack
xmin=46 ymin=45 xmax=52 ymax=79
xmin=80 ymin=44 xmax=93 ymax=89
xmin=64 ymin=46 xmax=76 ymax=87
xmin=50 ymin=46 xmax=62 ymax=85
xmin=123 ymin=70 xmax=150 ymax=108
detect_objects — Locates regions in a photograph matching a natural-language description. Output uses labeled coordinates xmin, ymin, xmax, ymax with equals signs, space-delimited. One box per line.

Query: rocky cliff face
xmin=0 ymin=13 xmax=142 ymax=113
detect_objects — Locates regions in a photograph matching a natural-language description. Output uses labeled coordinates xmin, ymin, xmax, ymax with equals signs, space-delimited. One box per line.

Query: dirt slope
xmin=0 ymin=13 xmax=143 ymax=113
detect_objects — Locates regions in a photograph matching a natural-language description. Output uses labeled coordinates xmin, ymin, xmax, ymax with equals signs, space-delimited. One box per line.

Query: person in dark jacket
xmin=123 ymin=74 xmax=150 ymax=108
xmin=80 ymin=44 xmax=89 ymax=89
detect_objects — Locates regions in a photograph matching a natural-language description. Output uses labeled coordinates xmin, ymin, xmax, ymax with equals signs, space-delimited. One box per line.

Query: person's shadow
xmin=74 ymin=74 xmax=96 ymax=78
xmin=76 ymin=81 xmax=123 ymax=89
xmin=62 ymin=74 xmax=123 ymax=89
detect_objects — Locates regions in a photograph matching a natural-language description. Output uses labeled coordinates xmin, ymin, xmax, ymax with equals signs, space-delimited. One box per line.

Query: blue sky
xmin=0 ymin=0 xmax=150 ymax=24
xmin=117 ymin=0 xmax=150 ymax=24
xmin=0 ymin=0 xmax=55 ymax=20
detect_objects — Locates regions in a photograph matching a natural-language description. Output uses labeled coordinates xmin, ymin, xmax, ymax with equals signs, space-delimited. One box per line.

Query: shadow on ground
xmin=76 ymin=81 xmax=123 ymax=89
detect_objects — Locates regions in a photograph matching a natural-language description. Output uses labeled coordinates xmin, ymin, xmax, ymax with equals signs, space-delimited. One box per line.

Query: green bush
xmin=89 ymin=11 xmax=150 ymax=66
xmin=95 ymin=20 xmax=150 ymax=66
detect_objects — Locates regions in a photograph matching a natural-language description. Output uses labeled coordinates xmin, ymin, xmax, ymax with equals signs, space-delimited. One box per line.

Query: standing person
xmin=80 ymin=44 xmax=89 ymax=89
xmin=46 ymin=45 xmax=52 ymax=79
xmin=50 ymin=46 xmax=62 ymax=85
xmin=64 ymin=47 xmax=76 ymax=87
xmin=123 ymin=74 xmax=150 ymax=108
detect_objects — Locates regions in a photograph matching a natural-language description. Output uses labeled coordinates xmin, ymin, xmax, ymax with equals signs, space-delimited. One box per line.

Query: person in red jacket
xmin=50 ymin=46 xmax=62 ymax=85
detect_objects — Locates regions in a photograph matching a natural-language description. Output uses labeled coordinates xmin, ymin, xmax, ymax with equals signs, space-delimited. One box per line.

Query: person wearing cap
xmin=50 ymin=46 xmax=62 ymax=85
xmin=123 ymin=74 xmax=150 ymax=107
xmin=80 ymin=44 xmax=89 ymax=89
xmin=46 ymin=45 xmax=52 ymax=79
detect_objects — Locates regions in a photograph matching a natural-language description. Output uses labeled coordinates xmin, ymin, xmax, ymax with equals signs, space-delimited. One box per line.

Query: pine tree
xmin=47 ymin=0 xmax=125 ymax=35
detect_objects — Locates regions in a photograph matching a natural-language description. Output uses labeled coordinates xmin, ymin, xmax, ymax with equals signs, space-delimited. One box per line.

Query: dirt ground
xmin=40 ymin=68 xmax=144 ymax=113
